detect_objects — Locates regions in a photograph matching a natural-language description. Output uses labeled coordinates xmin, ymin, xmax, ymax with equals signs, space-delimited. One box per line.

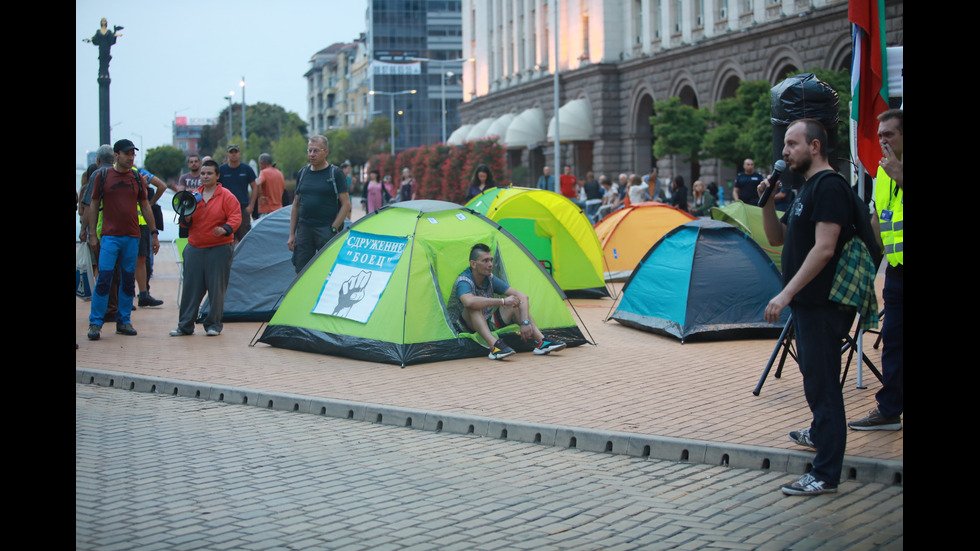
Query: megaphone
xmin=172 ymin=190 xmax=198 ymax=216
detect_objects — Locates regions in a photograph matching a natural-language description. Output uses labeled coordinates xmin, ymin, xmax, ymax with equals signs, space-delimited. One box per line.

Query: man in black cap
xmin=80 ymin=139 xmax=159 ymax=340
xmin=218 ymin=144 xmax=257 ymax=245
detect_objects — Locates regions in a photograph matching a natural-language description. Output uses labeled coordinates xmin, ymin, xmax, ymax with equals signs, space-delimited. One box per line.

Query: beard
xmin=787 ymin=154 xmax=811 ymax=176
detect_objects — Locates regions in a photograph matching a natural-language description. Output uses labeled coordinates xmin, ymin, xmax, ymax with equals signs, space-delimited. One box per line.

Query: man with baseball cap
xmin=80 ymin=138 xmax=159 ymax=340
xmin=218 ymin=144 xmax=258 ymax=244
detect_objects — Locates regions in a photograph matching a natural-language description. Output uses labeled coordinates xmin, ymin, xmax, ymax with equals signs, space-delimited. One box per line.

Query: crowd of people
xmin=79 ymin=112 xmax=903 ymax=499
xmin=538 ymin=164 xmax=734 ymax=224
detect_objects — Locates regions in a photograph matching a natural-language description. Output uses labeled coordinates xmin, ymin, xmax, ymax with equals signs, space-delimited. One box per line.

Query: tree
xmin=144 ymin=145 xmax=186 ymax=183
xmin=199 ymin=102 xmax=307 ymax=160
xmin=650 ymin=97 xmax=708 ymax=163
xmin=702 ymin=80 xmax=772 ymax=168
xmin=272 ymin=132 xmax=309 ymax=180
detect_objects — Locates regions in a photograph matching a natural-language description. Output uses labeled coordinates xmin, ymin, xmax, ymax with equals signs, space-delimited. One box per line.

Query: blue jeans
xmin=90 ymin=235 xmax=138 ymax=326
xmin=792 ymin=301 xmax=855 ymax=486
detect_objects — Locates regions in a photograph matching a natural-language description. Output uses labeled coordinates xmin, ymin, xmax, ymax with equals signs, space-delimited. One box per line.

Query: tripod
xmin=752 ymin=313 xmax=882 ymax=396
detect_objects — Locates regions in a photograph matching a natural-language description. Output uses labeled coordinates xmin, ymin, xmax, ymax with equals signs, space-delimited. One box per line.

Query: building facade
xmin=172 ymin=117 xmax=216 ymax=156
xmin=456 ymin=0 xmax=903 ymax=189
xmin=366 ymin=0 xmax=466 ymax=150
xmin=305 ymin=1 xmax=467 ymax=152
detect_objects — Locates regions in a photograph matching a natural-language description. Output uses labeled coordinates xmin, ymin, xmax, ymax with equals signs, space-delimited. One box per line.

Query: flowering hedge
xmin=368 ymin=138 xmax=508 ymax=204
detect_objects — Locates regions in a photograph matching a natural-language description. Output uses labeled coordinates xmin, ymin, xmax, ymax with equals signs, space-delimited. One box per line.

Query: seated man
xmin=449 ymin=243 xmax=566 ymax=360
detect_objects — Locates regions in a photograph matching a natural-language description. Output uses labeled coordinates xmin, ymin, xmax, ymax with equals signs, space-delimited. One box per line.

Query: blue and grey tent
xmin=609 ymin=219 xmax=787 ymax=342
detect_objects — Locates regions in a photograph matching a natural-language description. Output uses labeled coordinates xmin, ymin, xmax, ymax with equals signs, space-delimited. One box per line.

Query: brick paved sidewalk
xmin=76 ymin=239 xmax=902 ymax=483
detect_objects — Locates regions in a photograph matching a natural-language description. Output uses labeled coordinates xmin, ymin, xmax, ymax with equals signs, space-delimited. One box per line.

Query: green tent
xmin=258 ymin=200 xmax=587 ymax=366
xmin=466 ymin=186 xmax=607 ymax=297
xmin=710 ymin=202 xmax=784 ymax=269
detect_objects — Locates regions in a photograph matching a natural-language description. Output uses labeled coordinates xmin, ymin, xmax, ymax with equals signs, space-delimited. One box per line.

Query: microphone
xmin=758 ymin=160 xmax=787 ymax=207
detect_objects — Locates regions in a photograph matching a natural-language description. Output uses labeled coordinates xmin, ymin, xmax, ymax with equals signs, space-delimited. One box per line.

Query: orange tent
xmin=594 ymin=201 xmax=695 ymax=280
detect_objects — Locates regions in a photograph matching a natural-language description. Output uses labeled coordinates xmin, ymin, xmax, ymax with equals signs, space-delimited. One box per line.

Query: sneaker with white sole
xmin=788 ymin=428 xmax=816 ymax=450
xmin=781 ymin=473 xmax=837 ymax=496
xmin=206 ymin=328 xmax=221 ymax=337
xmin=848 ymin=407 xmax=902 ymax=431
xmin=533 ymin=339 xmax=567 ymax=355
xmin=488 ymin=340 xmax=516 ymax=360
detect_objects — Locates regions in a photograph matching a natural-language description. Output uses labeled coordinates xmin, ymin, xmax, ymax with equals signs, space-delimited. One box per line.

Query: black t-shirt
xmin=780 ymin=170 xmax=853 ymax=306
xmin=735 ymin=171 xmax=764 ymax=204
xmin=583 ymin=180 xmax=602 ymax=200
xmin=219 ymin=163 xmax=257 ymax=206
xmin=296 ymin=164 xmax=349 ymax=226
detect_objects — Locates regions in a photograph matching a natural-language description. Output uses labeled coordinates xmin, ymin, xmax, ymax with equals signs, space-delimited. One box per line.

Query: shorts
xmin=454 ymin=307 xmax=506 ymax=334
xmin=137 ymin=225 xmax=151 ymax=257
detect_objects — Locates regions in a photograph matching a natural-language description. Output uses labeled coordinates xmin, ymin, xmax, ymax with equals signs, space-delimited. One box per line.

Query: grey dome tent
xmin=199 ymin=205 xmax=295 ymax=322
xmin=609 ymin=219 xmax=788 ymax=342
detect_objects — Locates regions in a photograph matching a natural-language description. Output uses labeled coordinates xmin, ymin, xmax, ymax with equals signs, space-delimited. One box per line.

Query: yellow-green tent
xmin=466 ymin=187 xmax=607 ymax=297
xmin=259 ymin=200 xmax=587 ymax=366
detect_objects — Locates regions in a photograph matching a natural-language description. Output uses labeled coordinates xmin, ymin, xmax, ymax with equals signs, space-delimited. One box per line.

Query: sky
xmin=76 ymin=1 xmax=368 ymax=168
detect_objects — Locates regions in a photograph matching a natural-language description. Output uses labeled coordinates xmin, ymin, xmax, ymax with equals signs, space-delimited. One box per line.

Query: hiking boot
xmin=138 ymin=292 xmax=164 ymax=307
xmin=848 ymin=407 xmax=902 ymax=431
xmin=488 ymin=339 xmax=516 ymax=360
xmin=533 ymin=339 xmax=567 ymax=355
xmin=87 ymin=324 xmax=102 ymax=341
xmin=206 ymin=328 xmax=221 ymax=337
xmin=116 ymin=323 xmax=138 ymax=336
xmin=169 ymin=329 xmax=192 ymax=337
xmin=788 ymin=428 xmax=816 ymax=450
xmin=781 ymin=473 xmax=837 ymax=496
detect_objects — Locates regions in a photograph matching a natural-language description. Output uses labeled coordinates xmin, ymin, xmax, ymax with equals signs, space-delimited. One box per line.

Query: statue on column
xmin=83 ymin=18 xmax=123 ymax=78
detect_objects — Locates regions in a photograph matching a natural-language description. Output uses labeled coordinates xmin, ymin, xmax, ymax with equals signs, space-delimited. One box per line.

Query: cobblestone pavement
xmin=77 ymin=384 xmax=903 ymax=550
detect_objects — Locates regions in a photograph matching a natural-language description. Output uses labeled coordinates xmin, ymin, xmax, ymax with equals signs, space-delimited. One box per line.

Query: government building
xmin=453 ymin=0 xmax=903 ymax=189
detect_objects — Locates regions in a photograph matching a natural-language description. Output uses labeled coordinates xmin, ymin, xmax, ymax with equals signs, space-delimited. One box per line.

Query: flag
xmin=849 ymin=0 xmax=890 ymax=173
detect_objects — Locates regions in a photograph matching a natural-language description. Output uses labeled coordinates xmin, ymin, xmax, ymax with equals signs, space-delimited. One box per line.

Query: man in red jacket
xmin=170 ymin=159 xmax=242 ymax=337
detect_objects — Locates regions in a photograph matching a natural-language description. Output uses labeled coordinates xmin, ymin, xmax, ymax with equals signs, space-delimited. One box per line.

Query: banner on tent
xmin=313 ymin=231 xmax=408 ymax=323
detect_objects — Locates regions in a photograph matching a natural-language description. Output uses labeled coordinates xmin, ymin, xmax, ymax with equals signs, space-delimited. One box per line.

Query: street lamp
xmin=369 ymin=89 xmax=417 ymax=155
xmin=239 ymin=76 xmax=246 ymax=145
xmin=407 ymin=57 xmax=474 ymax=143
xmin=225 ymin=92 xmax=235 ymax=140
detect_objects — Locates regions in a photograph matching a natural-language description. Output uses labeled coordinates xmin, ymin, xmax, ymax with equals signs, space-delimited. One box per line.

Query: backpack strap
xmin=297 ymin=164 xmax=340 ymax=205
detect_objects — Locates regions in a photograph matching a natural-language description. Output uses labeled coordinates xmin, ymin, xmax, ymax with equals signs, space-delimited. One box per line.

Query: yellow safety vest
xmin=875 ymin=166 xmax=903 ymax=266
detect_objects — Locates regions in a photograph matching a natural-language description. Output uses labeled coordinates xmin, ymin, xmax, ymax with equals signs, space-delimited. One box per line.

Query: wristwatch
xmin=521 ymin=319 xmax=531 ymax=326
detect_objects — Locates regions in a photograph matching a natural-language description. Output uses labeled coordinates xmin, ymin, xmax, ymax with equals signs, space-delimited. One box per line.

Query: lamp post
xmin=239 ymin=76 xmax=246 ymax=145
xmin=441 ymin=72 xmax=454 ymax=143
xmin=369 ymin=89 xmax=417 ymax=155
xmin=225 ymin=92 xmax=235 ymax=140
xmin=407 ymin=57 xmax=474 ymax=144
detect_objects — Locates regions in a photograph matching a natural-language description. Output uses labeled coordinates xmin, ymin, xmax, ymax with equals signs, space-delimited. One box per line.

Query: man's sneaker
xmin=488 ymin=340 xmax=516 ymax=360
xmin=781 ymin=473 xmax=837 ymax=496
xmin=848 ymin=407 xmax=902 ymax=431
xmin=116 ymin=323 xmax=138 ymax=336
xmin=533 ymin=339 xmax=567 ymax=355
xmin=788 ymin=428 xmax=816 ymax=450
xmin=169 ymin=329 xmax=192 ymax=337
xmin=138 ymin=292 xmax=164 ymax=307
xmin=206 ymin=328 xmax=221 ymax=337
xmin=87 ymin=324 xmax=102 ymax=341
